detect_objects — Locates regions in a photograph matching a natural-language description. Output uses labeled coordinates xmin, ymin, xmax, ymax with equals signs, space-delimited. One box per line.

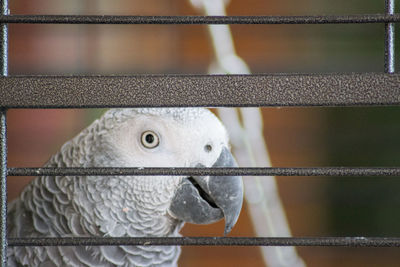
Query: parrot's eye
xmin=141 ymin=131 xmax=160 ymax=149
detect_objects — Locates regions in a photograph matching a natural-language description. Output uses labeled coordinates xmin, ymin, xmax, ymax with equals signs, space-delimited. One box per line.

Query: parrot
xmin=7 ymin=108 xmax=244 ymax=267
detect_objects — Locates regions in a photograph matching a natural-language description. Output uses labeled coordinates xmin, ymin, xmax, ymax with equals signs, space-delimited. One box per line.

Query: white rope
xmin=189 ymin=1 xmax=306 ymax=266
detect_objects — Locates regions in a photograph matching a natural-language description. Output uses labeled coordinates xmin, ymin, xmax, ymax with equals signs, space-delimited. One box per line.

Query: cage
xmin=1 ymin=0 xmax=400 ymax=266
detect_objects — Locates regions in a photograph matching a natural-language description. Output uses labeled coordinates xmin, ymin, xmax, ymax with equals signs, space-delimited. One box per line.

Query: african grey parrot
xmin=7 ymin=108 xmax=243 ymax=266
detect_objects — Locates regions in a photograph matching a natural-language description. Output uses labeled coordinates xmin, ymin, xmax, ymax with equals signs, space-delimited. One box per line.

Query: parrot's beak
xmin=169 ymin=147 xmax=243 ymax=235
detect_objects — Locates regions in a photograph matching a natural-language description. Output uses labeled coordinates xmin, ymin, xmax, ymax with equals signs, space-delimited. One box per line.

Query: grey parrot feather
xmin=8 ymin=108 xmax=243 ymax=266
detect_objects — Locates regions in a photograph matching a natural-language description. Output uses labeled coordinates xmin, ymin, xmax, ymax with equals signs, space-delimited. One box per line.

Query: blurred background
xmin=6 ymin=0 xmax=400 ymax=266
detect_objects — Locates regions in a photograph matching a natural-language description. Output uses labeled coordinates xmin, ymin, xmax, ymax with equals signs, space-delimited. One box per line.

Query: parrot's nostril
xmin=204 ymin=144 xmax=212 ymax=152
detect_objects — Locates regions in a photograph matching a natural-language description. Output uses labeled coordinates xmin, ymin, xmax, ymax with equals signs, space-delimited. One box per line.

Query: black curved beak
xmin=169 ymin=147 xmax=243 ymax=235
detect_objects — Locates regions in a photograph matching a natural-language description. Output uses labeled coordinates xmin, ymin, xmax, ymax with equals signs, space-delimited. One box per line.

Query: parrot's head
xmin=100 ymin=108 xmax=243 ymax=235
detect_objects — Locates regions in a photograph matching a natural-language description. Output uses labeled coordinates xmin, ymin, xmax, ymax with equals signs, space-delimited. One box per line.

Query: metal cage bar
xmin=0 ymin=74 xmax=400 ymax=108
xmin=7 ymin=167 xmax=400 ymax=177
xmin=7 ymin=236 xmax=400 ymax=247
xmin=0 ymin=0 xmax=7 ymax=264
xmin=0 ymin=112 xmax=6 ymax=266
xmin=0 ymin=14 xmax=399 ymax=24
xmin=385 ymin=0 xmax=395 ymax=73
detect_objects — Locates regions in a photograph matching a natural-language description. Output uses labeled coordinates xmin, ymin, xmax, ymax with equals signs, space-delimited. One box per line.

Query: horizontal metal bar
xmin=0 ymin=14 xmax=399 ymax=25
xmin=8 ymin=237 xmax=400 ymax=247
xmin=1 ymin=74 xmax=400 ymax=108
xmin=7 ymin=167 xmax=400 ymax=177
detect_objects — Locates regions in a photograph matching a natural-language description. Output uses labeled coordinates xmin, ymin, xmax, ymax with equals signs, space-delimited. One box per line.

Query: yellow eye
xmin=141 ymin=131 xmax=160 ymax=149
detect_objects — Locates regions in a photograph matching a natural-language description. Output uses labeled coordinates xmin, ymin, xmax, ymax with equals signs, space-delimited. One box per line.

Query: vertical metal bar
xmin=385 ymin=0 xmax=395 ymax=73
xmin=0 ymin=111 xmax=6 ymax=267
xmin=0 ymin=0 xmax=6 ymax=76
xmin=0 ymin=0 xmax=7 ymax=266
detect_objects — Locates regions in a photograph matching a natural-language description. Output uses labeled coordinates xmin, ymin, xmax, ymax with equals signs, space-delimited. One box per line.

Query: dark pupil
xmin=145 ymin=134 xmax=154 ymax=144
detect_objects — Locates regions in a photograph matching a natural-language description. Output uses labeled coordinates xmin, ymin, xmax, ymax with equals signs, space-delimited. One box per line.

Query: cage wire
xmin=1 ymin=0 xmax=400 ymax=266
xmin=0 ymin=0 xmax=7 ymax=265
xmin=190 ymin=0 xmax=305 ymax=266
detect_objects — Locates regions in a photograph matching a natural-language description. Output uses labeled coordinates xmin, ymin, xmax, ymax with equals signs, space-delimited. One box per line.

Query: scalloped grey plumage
xmin=7 ymin=108 xmax=243 ymax=267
